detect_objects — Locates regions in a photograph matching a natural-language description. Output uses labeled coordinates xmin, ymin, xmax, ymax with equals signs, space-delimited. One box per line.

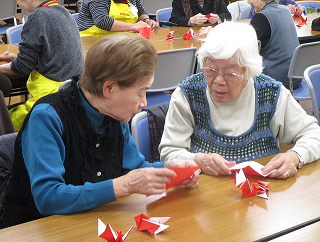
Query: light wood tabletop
xmin=1 ymin=143 xmax=320 ymax=242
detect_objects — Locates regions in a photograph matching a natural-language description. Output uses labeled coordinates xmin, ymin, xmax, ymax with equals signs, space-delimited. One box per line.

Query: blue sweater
xmin=21 ymin=83 xmax=164 ymax=216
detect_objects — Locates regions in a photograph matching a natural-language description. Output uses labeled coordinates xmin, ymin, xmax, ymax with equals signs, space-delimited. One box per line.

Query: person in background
xmin=170 ymin=0 xmax=231 ymax=26
xmin=248 ymin=0 xmax=305 ymax=18
xmin=0 ymin=0 xmax=84 ymax=131
xmin=78 ymin=0 xmax=159 ymax=36
xmin=159 ymin=22 xmax=320 ymax=180
xmin=0 ymin=33 xmax=200 ymax=228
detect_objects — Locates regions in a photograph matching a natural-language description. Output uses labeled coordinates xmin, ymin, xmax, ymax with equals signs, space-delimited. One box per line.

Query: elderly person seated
xmin=159 ymin=21 xmax=320 ymax=179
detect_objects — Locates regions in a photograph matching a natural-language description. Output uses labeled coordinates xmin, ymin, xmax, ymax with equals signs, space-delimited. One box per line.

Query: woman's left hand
xmin=261 ymin=151 xmax=300 ymax=179
xmin=207 ymin=14 xmax=220 ymax=24
xmin=164 ymin=159 xmax=200 ymax=189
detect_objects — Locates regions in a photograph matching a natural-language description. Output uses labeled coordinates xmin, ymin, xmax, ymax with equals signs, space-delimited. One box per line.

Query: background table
xmin=1 ymin=144 xmax=320 ymax=241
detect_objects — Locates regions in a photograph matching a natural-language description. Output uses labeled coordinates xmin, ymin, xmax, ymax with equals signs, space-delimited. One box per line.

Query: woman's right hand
xmin=113 ymin=167 xmax=176 ymax=198
xmin=0 ymin=51 xmax=17 ymax=63
xmin=132 ymin=21 xmax=150 ymax=32
xmin=195 ymin=153 xmax=236 ymax=176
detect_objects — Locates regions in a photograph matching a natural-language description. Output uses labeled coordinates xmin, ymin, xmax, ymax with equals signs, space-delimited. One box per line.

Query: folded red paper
xmin=166 ymin=165 xmax=203 ymax=189
xmin=183 ymin=28 xmax=196 ymax=40
xmin=135 ymin=213 xmax=170 ymax=235
xmin=234 ymin=169 xmax=270 ymax=199
xmin=138 ymin=27 xmax=151 ymax=39
xmin=98 ymin=219 xmax=132 ymax=242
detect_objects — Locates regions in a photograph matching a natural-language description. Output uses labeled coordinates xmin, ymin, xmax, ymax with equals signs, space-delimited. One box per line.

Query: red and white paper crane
xmin=135 ymin=213 xmax=170 ymax=235
xmin=98 ymin=219 xmax=132 ymax=242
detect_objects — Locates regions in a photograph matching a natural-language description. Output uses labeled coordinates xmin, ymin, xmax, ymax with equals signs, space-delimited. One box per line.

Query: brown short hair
xmin=80 ymin=33 xmax=158 ymax=97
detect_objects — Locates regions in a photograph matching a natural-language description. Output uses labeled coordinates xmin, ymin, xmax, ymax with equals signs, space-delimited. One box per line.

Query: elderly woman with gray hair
xmin=159 ymin=21 xmax=320 ymax=179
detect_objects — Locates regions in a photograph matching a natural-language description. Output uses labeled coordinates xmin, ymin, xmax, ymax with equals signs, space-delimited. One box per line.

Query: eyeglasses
xmin=202 ymin=67 xmax=244 ymax=82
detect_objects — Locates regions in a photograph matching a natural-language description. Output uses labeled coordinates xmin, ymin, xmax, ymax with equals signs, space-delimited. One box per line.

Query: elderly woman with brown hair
xmin=159 ymin=22 xmax=320 ymax=180
xmin=169 ymin=0 xmax=231 ymax=26
xmin=0 ymin=33 xmax=200 ymax=228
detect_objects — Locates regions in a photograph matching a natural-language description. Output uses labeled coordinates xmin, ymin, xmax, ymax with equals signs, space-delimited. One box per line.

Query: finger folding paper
xmin=135 ymin=213 xmax=170 ymax=235
xmin=166 ymin=165 xmax=203 ymax=189
xmin=183 ymin=28 xmax=196 ymax=40
xmin=230 ymin=161 xmax=275 ymax=177
xmin=98 ymin=219 xmax=132 ymax=242
xmin=166 ymin=30 xmax=174 ymax=40
xmin=205 ymin=14 xmax=212 ymax=18
xmin=234 ymin=169 xmax=270 ymax=199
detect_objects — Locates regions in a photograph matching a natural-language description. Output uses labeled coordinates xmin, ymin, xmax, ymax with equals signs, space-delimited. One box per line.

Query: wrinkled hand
xmin=133 ymin=21 xmax=150 ymax=32
xmin=198 ymin=26 xmax=213 ymax=37
xmin=164 ymin=159 xmax=200 ymax=189
xmin=0 ymin=51 xmax=17 ymax=63
xmin=261 ymin=151 xmax=299 ymax=179
xmin=196 ymin=153 xmax=236 ymax=176
xmin=190 ymin=13 xmax=208 ymax=26
xmin=295 ymin=5 xmax=305 ymax=15
xmin=146 ymin=19 xmax=159 ymax=29
xmin=121 ymin=167 xmax=176 ymax=196
xmin=286 ymin=4 xmax=296 ymax=14
xmin=207 ymin=14 xmax=220 ymax=25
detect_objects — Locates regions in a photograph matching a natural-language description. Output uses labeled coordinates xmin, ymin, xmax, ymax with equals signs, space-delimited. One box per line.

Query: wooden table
xmin=295 ymin=12 xmax=320 ymax=43
xmin=1 ymin=143 xmax=320 ymax=242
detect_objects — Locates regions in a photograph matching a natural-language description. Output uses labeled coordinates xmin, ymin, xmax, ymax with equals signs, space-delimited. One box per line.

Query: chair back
xmin=0 ymin=0 xmax=17 ymax=21
xmin=227 ymin=1 xmax=251 ymax=21
xmin=141 ymin=0 xmax=172 ymax=16
xmin=6 ymin=24 xmax=23 ymax=44
xmin=72 ymin=13 xmax=79 ymax=23
xmin=295 ymin=1 xmax=320 ymax=9
xmin=131 ymin=111 xmax=150 ymax=160
xmin=288 ymin=41 xmax=320 ymax=93
xmin=148 ymin=47 xmax=197 ymax=92
xmin=304 ymin=64 xmax=320 ymax=124
xmin=156 ymin=7 xmax=173 ymax=28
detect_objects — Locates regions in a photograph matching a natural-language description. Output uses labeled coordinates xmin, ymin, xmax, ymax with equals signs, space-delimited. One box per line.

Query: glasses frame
xmin=202 ymin=67 xmax=244 ymax=82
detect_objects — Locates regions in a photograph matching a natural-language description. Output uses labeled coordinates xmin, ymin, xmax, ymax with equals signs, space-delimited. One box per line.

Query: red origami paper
xmin=234 ymin=169 xmax=270 ymax=199
xmin=299 ymin=13 xmax=307 ymax=23
xmin=166 ymin=30 xmax=174 ymax=40
xmin=166 ymin=165 xmax=203 ymax=189
xmin=205 ymin=14 xmax=212 ymax=18
xmin=183 ymin=28 xmax=196 ymax=40
xmin=135 ymin=213 xmax=170 ymax=235
xmin=138 ymin=27 xmax=151 ymax=39
xmin=296 ymin=19 xmax=302 ymax=27
xmin=98 ymin=219 xmax=132 ymax=242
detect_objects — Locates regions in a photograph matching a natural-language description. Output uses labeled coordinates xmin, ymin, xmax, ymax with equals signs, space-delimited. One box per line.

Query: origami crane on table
xmin=98 ymin=219 xmax=132 ymax=242
xmin=135 ymin=213 xmax=170 ymax=235
xmin=231 ymin=161 xmax=271 ymax=199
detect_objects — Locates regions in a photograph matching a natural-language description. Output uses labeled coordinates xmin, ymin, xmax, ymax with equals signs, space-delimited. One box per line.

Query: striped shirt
xmin=78 ymin=0 xmax=147 ymax=31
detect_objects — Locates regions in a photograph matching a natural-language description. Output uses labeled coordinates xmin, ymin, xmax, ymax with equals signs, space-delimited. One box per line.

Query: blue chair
xmin=156 ymin=7 xmax=177 ymax=28
xmin=72 ymin=13 xmax=79 ymax=23
xmin=304 ymin=64 xmax=320 ymax=124
xmin=287 ymin=41 xmax=320 ymax=100
xmin=146 ymin=47 xmax=197 ymax=107
xmin=0 ymin=0 xmax=18 ymax=39
xmin=131 ymin=111 xmax=150 ymax=160
xmin=6 ymin=24 xmax=23 ymax=44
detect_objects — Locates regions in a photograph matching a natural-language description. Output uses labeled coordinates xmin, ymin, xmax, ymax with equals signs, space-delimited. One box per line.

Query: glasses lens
xmin=223 ymin=72 xmax=239 ymax=82
xmin=203 ymin=68 xmax=218 ymax=77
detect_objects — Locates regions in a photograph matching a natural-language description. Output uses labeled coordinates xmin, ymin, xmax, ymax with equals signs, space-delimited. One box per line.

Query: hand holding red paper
xmin=98 ymin=219 xmax=132 ymax=242
xmin=197 ymin=153 xmax=236 ymax=176
xmin=135 ymin=213 xmax=170 ymax=235
xmin=138 ymin=27 xmax=152 ymax=39
xmin=164 ymin=159 xmax=201 ymax=189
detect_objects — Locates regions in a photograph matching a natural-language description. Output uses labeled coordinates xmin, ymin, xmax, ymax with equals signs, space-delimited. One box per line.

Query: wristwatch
xmin=293 ymin=151 xmax=305 ymax=169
